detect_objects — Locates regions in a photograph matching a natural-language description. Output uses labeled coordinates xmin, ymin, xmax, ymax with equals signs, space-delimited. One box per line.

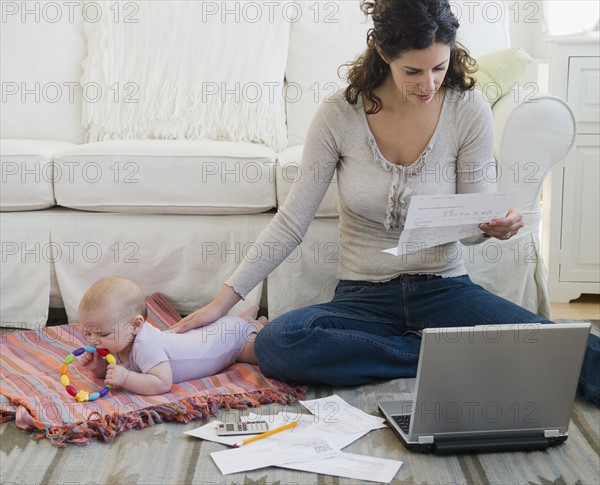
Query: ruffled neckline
xmin=358 ymin=92 xmax=448 ymax=230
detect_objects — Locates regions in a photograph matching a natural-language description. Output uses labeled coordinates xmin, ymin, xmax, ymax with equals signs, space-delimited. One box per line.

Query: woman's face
xmin=385 ymin=42 xmax=451 ymax=105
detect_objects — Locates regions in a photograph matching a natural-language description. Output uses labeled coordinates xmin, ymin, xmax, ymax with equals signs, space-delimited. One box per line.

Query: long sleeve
xmin=455 ymin=89 xmax=496 ymax=195
xmin=454 ymin=89 xmax=498 ymax=245
xmin=225 ymin=105 xmax=339 ymax=298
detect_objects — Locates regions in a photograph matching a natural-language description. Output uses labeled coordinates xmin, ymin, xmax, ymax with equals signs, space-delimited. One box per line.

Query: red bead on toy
xmin=66 ymin=385 xmax=77 ymax=397
xmin=96 ymin=348 xmax=109 ymax=357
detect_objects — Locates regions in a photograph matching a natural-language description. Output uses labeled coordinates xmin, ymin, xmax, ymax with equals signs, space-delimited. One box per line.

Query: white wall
xmin=505 ymin=0 xmax=550 ymax=91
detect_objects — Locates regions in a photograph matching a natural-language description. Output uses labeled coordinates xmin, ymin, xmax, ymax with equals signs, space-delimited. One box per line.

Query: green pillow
xmin=472 ymin=46 xmax=533 ymax=106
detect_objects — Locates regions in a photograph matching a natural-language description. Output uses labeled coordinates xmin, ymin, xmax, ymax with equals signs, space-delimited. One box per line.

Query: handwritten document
xmin=384 ymin=192 xmax=513 ymax=256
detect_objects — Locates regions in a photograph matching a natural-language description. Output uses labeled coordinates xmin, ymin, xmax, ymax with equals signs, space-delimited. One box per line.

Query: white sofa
xmin=0 ymin=1 xmax=575 ymax=328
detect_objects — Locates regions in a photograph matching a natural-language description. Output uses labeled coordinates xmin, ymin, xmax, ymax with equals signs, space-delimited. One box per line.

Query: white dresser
xmin=543 ymin=33 xmax=600 ymax=303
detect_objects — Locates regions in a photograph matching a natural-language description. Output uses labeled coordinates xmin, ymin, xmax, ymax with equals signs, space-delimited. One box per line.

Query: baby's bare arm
xmin=105 ymin=362 xmax=173 ymax=395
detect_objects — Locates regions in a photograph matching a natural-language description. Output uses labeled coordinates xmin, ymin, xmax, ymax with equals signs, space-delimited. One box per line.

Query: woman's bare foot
xmin=237 ymin=304 xmax=260 ymax=321
xmin=245 ymin=317 xmax=266 ymax=334
xmin=236 ymin=315 xmax=269 ymax=365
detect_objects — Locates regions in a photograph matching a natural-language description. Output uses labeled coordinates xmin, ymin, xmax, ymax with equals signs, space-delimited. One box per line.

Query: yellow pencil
xmin=232 ymin=421 xmax=299 ymax=448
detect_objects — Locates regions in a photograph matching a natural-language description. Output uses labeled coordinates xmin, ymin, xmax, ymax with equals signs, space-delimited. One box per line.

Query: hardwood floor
xmin=551 ymin=293 xmax=600 ymax=320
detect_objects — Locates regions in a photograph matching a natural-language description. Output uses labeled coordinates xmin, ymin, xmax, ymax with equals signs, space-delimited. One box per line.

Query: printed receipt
xmin=384 ymin=191 xmax=513 ymax=256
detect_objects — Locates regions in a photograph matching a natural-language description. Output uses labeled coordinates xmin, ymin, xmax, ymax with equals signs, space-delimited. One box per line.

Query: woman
xmin=174 ymin=0 xmax=598 ymax=406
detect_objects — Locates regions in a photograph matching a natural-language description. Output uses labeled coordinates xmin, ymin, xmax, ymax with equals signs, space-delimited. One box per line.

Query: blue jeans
xmin=254 ymin=274 xmax=599 ymax=407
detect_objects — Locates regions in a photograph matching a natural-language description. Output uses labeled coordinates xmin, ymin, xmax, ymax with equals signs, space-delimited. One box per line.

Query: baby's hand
xmin=80 ymin=351 xmax=108 ymax=378
xmin=105 ymin=364 xmax=129 ymax=388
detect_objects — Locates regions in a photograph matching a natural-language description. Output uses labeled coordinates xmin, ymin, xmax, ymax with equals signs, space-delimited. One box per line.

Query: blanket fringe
xmin=32 ymin=386 xmax=307 ymax=448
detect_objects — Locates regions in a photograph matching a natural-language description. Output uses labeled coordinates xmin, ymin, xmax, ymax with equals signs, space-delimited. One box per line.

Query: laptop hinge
xmin=418 ymin=435 xmax=434 ymax=444
xmin=544 ymin=429 xmax=560 ymax=438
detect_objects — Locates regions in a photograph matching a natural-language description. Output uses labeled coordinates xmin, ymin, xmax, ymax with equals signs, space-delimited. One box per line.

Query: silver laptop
xmin=378 ymin=323 xmax=591 ymax=454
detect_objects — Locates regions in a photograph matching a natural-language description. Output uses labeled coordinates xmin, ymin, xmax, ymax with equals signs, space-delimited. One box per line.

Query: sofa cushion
xmin=276 ymin=146 xmax=339 ymax=217
xmin=0 ymin=2 xmax=85 ymax=143
xmin=53 ymin=140 xmax=277 ymax=215
xmin=1 ymin=140 xmax=77 ymax=211
xmin=474 ymin=47 xmax=533 ymax=106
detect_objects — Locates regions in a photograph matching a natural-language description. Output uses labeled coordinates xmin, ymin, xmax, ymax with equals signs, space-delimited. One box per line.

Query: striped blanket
xmin=0 ymin=294 xmax=306 ymax=447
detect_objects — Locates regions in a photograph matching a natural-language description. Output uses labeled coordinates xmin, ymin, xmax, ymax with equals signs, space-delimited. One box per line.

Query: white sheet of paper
xmin=185 ymin=412 xmax=376 ymax=451
xmin=210 ymin=436 xmax=339 ymax=475
xmin=384 ymin=191 xmax=513 ymax=256
xmin=268 ymin=413 xmax=376 ymax=450
xmin=278 ymin=452 xmax=403 ymax=483
xmin=187 ymin=396 xmax=394 ymax=480
xmin=299 ymin=394 xmax=386 ymax=434
xmin=184 ymin=414 xmax=294 ymax=446
xmin=184 ymin=421 xmax=244 ymax=446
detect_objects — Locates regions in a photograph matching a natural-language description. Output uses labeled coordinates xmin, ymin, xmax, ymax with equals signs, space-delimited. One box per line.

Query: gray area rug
xmin=2 ymin=322 xmax=599 ymax=484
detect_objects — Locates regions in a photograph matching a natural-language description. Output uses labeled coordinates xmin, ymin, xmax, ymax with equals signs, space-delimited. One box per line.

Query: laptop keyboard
xmin=392 ymin=414 xmax=411 ymax=434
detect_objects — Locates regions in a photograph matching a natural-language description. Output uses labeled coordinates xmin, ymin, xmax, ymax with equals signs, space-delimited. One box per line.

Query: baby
xmin=78 ymin=276 xmax=265 ymax=395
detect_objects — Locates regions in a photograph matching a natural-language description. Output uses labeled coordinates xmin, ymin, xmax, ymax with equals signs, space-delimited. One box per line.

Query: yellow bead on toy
xmin=105 ymin=354 xmax=116 ymax=365
xmin=60 ymin=374 xmax=70 ymax=387
xmin=75 ymin=390 xmax=90 ymax=402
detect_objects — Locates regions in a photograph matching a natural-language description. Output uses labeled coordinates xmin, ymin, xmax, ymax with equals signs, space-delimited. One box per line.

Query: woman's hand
xmin=479 ymin=207 xmax=524 ymax=240
xmin=170 ymin=285 xmax=242 ymax=334
xmin=170 ymin=303 xmax=225 ymax=334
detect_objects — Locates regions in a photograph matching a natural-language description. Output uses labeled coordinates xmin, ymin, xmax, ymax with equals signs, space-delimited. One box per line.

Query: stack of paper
xmin=185 ymin=394 xmax=403 ymax=482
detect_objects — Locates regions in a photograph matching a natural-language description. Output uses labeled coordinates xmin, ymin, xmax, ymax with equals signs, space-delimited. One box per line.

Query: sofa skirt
xmin=1 ymin=208 xmax=343 ymax=328
xmin=267 ymin=217 xmax=339 ymax=319
xmin=2 ymin=208 xmax=274 ymax=327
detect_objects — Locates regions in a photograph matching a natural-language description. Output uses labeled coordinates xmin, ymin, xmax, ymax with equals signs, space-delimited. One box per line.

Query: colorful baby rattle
xmin=59 ymin=346 xmax=115 ymax=402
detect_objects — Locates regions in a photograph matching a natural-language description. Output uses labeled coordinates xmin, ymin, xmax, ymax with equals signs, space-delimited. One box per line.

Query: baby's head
xmin=78 ymin=276 xmax=147 ymax=354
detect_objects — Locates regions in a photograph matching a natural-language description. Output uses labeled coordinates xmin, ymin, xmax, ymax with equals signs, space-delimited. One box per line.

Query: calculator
xmin=216 ymin=421 xmax=269 ymax=436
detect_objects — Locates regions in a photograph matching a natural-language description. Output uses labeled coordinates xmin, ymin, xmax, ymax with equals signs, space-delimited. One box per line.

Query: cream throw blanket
xmin=81 ymin=1 xmax=290 ymax=151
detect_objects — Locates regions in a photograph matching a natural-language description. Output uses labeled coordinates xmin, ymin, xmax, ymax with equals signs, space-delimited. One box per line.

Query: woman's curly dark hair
xmin=343 ymin=0 xmax=477 ymax=114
